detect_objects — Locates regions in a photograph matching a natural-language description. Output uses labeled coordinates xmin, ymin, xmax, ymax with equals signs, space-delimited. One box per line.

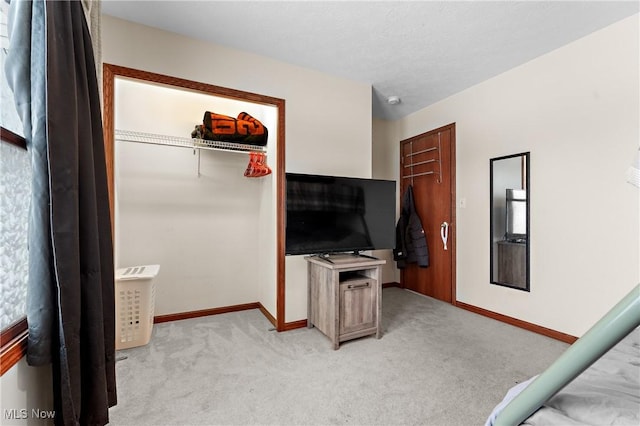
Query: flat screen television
xmin=285 ymin=173 xmax=396 ymax=255
xmin=505 ymin=188 xmax=527 ymax=241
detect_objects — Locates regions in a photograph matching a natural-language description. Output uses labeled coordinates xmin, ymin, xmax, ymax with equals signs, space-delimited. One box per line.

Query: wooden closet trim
xmin=102 ymin=64 xmax=288 ymax=331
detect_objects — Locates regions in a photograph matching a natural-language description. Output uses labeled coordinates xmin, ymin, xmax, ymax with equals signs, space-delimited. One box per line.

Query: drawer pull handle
xmin=348 ymin=282 xmax=370 ymax=289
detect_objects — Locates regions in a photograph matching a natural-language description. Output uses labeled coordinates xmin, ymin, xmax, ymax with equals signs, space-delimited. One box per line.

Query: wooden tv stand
xmin=306 ymin=254 xmax=385 ymax=350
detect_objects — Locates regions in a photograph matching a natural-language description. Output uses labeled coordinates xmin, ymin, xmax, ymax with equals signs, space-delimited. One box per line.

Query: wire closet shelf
xmin=114 ymin=129 xmax=267 ymax=154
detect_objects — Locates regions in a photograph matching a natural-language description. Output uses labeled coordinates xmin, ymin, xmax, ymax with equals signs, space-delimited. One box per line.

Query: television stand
xmin=306 ymin=254 xmax=385 ymax=349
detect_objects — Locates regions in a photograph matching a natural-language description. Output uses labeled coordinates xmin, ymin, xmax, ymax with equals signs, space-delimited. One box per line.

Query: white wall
xmin=372 ymin=118 xmax=401 ymax=283
xmin=0 ymin=361 xmax=52 ymax=425
xmin=376 ymin=15 xmax=639 ymax=337
xmin=102 ymin=15 xmax=372 ymax=323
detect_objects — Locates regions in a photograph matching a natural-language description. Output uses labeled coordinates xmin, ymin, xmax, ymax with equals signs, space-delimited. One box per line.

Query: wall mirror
xmin=490 ymin=152 xmax=530 ymax=291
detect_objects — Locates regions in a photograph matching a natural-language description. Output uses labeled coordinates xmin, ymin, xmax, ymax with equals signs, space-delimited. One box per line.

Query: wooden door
xmin=399 ymin=124 xmax=455 ymax=303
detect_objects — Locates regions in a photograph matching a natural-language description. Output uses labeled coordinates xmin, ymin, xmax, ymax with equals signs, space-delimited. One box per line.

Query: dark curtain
xmin=5 ymin=1 xmax=116 ymax=425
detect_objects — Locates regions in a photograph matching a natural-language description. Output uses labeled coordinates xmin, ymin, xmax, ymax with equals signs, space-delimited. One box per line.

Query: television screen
xmin=505 ymin=188 xmax=527 ymax=241
xmin=285 ymin=173 xmax=396 ymax=255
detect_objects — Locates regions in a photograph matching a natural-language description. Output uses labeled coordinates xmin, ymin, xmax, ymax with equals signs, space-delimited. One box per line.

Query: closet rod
xmin=402 ymin=171 xmax=434 ymax=179
xmin=405 ymin=146 xmax=437 ymax=157
xmin=404 ymin=159 xmax=437 ymax=168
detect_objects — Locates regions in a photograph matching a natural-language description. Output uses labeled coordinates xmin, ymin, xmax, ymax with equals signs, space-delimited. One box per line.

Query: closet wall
xmin=102 ymin=15 xmax=372 ymax=324
xmin=115 ymin=78 xmax=278 ymax=316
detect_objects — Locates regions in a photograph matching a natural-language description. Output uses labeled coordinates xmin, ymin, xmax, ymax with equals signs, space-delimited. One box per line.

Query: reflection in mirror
xmin=490 ymin=152 xmax=530 ymax=291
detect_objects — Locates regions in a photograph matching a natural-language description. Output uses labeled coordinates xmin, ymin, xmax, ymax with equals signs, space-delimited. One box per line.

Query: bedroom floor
xmin=109 ymin=287 xmax=569 ymax=425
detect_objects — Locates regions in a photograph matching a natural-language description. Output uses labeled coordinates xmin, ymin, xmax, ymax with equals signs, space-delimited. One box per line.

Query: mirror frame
xmin=489 ymin=152 xmax=530 ymax=291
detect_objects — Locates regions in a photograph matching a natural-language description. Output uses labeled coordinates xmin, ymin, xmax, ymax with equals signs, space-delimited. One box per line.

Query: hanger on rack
xmin=244 ymin=152 xmax=272 ymax=177
xmin=401 ymin=133 xmax=443 ymax=184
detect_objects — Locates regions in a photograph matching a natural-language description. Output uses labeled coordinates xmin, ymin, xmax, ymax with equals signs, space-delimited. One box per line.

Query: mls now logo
xmin=4 ymin=409 xmax=27 ymax=419
xmin=4 ymin=408 xmax=55 ymax=420
xmin=31 ymin=409 xmax=55 ymax=419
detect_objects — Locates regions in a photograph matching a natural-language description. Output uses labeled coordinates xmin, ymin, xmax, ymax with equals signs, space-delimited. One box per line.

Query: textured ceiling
xmin=102 ymin=1 xmax=639 ymax=120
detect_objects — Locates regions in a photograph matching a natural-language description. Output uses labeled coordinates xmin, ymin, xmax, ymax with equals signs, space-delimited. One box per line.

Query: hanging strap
xmin=440 ymin=221 xmax=449 ymax=250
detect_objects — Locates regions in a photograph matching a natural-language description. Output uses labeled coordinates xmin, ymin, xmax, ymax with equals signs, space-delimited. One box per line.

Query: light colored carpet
xmin=108 ymin=287 xmax=569 ymax=425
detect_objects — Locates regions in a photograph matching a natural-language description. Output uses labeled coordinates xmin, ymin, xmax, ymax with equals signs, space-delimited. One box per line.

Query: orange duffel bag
xmin=193 ymin=111 xmax=268 ymax=146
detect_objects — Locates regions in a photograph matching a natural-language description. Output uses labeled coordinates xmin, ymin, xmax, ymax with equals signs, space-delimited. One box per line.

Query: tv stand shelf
xmin=306 ymin=254 xmax=385 ymax=350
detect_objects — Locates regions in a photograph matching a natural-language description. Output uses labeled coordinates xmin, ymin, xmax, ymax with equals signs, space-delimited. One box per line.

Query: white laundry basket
xmin=115 ymin=264 xmax=160 ymax=350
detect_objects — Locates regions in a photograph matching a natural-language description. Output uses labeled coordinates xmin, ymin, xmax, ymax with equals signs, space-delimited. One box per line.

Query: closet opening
xmin=102 ymin=64 xmax=286 ymax=331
